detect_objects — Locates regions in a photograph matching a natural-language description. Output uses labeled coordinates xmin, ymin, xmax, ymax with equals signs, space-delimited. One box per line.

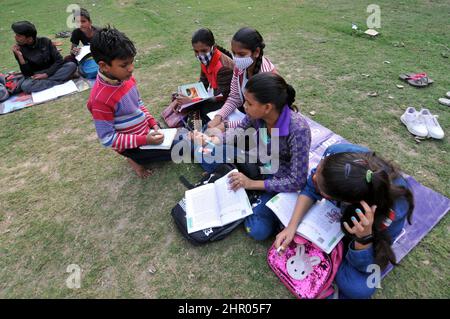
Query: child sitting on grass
xmin=87 ymin=26 xmax=174 ymax=178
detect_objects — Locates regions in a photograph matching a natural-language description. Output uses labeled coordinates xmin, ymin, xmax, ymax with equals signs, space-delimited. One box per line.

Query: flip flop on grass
xmin=399 ymin=72 xmax=434 ymax=87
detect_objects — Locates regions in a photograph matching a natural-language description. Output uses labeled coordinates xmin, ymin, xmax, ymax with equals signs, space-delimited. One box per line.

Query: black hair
xmin=11 ymin=21 xmax=37 ymax=40
xmin=232 ymin=27 xmax=265 ymax=74
xmin=74 ymin=8 xmax=91 ymax=22
xmin=90 ymin=26 xmax=136 ymax=65
xmin=245 ymin=72 xmax=297 ymax=112
xmin=191 ymin=28 xmax=232 ymax=58
xmin=319 ymin=152 xmax=414 ymax=270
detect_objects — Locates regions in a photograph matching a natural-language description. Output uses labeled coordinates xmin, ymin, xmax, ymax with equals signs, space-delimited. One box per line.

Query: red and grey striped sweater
xmin=86 ymin=74 xmax=158 ymax=152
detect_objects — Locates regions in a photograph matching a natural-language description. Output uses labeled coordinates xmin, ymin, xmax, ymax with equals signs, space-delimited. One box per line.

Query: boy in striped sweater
xmin=87 ymin=26 xmax=171 ymax=178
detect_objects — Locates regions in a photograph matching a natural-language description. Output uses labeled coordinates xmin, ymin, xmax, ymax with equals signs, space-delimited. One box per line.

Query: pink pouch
xmin=161 ymin=100 xmax=187 ymax=128
xmin=267 ymin=235 xmax=343 ymax=299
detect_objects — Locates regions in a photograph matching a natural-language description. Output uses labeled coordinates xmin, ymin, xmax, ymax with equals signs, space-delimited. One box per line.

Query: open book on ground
xmin=185 ymin=169 xmax=253 ymax=233
xmin=139 ymin=128 xmax=177 ymax=150
xmin=31 ymin=80 xmax=79 ymax=104
xmin=177 ymin=82 xmax=215 ymax=111
xmin=266 ymin=193 xmax=344 ymax=254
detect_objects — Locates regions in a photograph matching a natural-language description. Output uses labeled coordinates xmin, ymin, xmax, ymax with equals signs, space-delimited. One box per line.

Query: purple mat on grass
xmin=305 ymin=117 xmax=450 ymax=277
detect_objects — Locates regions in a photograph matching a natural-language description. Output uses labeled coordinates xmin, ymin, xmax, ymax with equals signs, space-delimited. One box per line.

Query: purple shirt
xmin=224 ymin=105 xmax=311 ymax=193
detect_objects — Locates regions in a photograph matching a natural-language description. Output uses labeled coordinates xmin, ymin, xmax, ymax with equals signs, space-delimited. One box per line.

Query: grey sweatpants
xmin=20 ymin=62 xmax=77 ymax=93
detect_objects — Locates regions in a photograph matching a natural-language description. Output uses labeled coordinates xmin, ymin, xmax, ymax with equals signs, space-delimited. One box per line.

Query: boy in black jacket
xmin=11 ymin=21 xmax=77 ymax=93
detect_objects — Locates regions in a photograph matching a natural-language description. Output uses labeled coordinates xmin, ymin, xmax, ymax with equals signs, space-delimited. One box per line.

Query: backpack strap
xmin=179 ymin=176 xmax=195 ymax=189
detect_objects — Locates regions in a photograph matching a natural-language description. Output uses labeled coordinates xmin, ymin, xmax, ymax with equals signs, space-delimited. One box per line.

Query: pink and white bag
xmin=267 ymin=235 xmax=344 ymax=299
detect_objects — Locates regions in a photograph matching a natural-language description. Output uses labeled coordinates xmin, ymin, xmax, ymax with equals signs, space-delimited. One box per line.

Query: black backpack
xmin=171 ymin=163 xmax=262 ymax=245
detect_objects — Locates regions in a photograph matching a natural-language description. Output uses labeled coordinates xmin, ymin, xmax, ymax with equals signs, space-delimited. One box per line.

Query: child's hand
xmin=207 ymin=115 xmax=222 ymax=128
xmin=176 ymin=94 xmax=192 ymax=106
xmin=146 ymin=131 xmax=164 ymax=145
xmin=11 ymin=45 xmax=22 ymax=57
xmin=71 ymin=47 xmax=81 ymax=55
xmin=274 ymin=226 xmax=297 ymax=255
xmin=189 ymin=130 xmax=207 ymax=146
xmin=343 ymin=200 xmax=376 ymax=238
xmin=227 ymin=172 xmax=251 ymax=191
xmin=31 ymin=73 xmax=49 ymax=80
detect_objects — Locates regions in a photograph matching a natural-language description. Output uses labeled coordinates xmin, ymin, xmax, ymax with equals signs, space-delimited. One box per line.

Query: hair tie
xmin=366 ymin=170 xmax=373 ymax=183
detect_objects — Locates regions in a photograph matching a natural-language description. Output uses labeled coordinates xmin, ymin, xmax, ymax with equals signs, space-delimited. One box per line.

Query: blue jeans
xmin=193 ymin=142 xmax=246 ymax=173
xmin=244 ymin=192 xmax=280 ymax=241
xmin=20 ymin=62 xmax=77 ymax=93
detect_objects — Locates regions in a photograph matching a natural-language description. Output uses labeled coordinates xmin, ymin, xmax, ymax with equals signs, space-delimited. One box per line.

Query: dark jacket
xmin=14 ymin=37 xmax=64 ymax=77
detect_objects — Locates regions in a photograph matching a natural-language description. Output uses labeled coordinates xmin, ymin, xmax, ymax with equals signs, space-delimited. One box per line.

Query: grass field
xmin=0 ymin=0 xmax=449 ymax=298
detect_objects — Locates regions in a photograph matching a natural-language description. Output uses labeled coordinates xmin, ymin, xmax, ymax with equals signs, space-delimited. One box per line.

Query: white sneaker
xmin=400 ymin=107 xmax=428 ymax=137
xmin=446 ymin=91 xmax=450 ymax=98
xmin=419 ymin=108 xmax=445 ymax=139
xmin=438 ymin=97 xmax=450 ymax=106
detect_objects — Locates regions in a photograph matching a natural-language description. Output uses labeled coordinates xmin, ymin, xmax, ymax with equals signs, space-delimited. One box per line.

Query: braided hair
xmin=319 ymin=152 xmax=414 ymax=270
xmin=191 ymin=28 xmax=232 ymax=58
xmin=232 ymin=27 xmax=265 ymax=74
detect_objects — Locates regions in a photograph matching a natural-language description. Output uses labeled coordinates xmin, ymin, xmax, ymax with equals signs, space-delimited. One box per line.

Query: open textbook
xmin=31 ymin=80 xmax=79 ymax=104
xmin=177 ymin=82 xmax=215 ymax=111
xmin=185 ymin=169 xmax=253 ymax=233
xmin=139 ymin=128 xmax=177 ymax=150
xmin=266 ymin=193 xmax=344 ymax=254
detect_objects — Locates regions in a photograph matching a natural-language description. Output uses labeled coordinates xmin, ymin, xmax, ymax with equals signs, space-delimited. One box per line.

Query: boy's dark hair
xmin=245 ymin=72 xmax=297 ymax=112
xmin=232 ymin=27 xmax=265 ymax=74
xmin=191 ymin=28 xmax=232 ymax=58
xmin=319 ymin=152 xmax=414 ymax=270
xmin=74 ymin=8 xmax=91 ymax=22
xmin=11 ymin=21 xmax=37 ymax=40
xmin=90 ymin=26 xmax=136 ymax=65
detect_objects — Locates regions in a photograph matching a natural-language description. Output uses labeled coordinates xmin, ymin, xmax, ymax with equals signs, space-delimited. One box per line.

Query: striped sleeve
xmin=216 ymin=68 xmax=242 ymax=119
xmin=89 ymin=99 xmax=147 ymax=152
xmin=139 ymin=101 xmax=158 ymax=128
xmin=217 ymin=57 xmax=277 ymax=122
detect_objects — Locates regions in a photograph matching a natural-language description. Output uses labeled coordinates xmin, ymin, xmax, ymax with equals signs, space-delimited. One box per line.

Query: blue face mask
xmin=233 ymin=55 xmax=254 ymax=71
xmin=196 ymin=47 xmax=214 ymax=66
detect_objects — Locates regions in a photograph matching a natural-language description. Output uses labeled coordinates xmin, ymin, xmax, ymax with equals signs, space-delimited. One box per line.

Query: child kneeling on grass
xmin=274 ymin=143 xmax=414 ymax=298
xmin=87 ymin=26 xmax=177 ymax=178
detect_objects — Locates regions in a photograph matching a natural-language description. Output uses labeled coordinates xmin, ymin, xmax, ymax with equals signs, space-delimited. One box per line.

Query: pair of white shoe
xmin=400 ymin=107 xmax=445 ymax=139
xmin=438 ymin=91 xmax=450 ymax=106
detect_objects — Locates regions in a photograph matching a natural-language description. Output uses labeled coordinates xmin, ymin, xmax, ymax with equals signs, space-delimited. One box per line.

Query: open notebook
xmin=139 ymin=128 xmax=178 ymax=150
xmin=75 ymin=45 xmax=91 ymax=62
xmin=266 ymin=193 xmax=344 ymax=254
xmin=185 ymin=169 xmax=253 ymax=233
xmin=31 ymin=80 xmax=79 ymax=104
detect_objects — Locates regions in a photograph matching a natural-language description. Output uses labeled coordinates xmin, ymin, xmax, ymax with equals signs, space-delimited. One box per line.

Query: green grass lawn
xmin=0 ymin=0 xmax=449 ymax=298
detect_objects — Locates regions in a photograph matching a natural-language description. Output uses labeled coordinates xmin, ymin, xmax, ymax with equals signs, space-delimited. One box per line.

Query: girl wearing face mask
xmin=208 ymin=27 xmax=277 ymax=130
xmin=170 ymin=28 xmax=234 ymax=123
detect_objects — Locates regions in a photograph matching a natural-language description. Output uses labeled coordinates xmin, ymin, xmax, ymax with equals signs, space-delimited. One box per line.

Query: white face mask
xmin=233 ymin=55 xmax=254 ymax=71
